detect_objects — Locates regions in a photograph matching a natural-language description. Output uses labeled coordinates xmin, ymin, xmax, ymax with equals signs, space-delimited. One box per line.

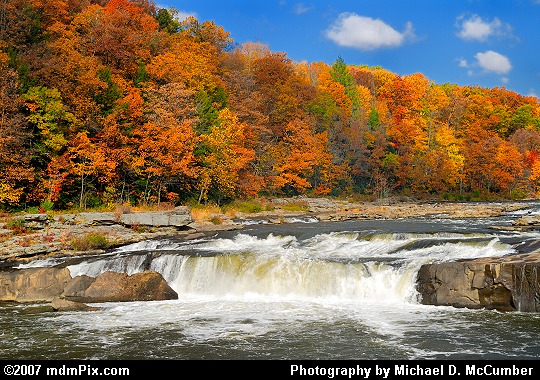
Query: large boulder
xmin=0 ymin=267 xmax=178 ymax=310
xmin=61 ymin=270 xmax=178 ymax=303
xmin=416 ymin=252 xmax=540 ymax=312
xmin=0 ymin=267 xmax=71 ymax=302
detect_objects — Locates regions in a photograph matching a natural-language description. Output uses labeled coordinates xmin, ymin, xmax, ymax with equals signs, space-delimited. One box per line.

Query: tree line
xmin=1 ymin=0 xmax=540 ymax=211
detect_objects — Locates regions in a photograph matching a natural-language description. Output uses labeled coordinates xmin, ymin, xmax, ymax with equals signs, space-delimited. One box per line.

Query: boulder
xmin=51 ymin=297 xmax=99 ymax=312
xmin=416 ymin=253 xmax=540 ymax=312
xmin=512 ymin=214 xmax=540 ymax=227
xmin=119 ymin=208 xmax=193 ymax=228
xmin=76 ymin=212 xmax=118 ymax=225
xmin=0 ymin=267 xmax=178 ymax=308
xmin=61 ymin=270 xmax=178 ymax=303
xmin=61 ymin=274 xmax=95 ymax=298
xmin=0 ymin=267 xmax=71 ymax=302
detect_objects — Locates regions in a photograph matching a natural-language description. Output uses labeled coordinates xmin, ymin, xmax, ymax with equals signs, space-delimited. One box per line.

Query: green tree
xmin=156 ymin=7 xmax=181 ymax=34
xmin=330 ymin=56 xmax=360 ymax=118
xmin=23 ymin=86 xmax=79 ymax=164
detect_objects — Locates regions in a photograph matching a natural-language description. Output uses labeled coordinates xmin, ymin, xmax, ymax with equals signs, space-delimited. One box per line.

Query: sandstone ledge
xmin=0 ymin=207 xmax=197 ymax=265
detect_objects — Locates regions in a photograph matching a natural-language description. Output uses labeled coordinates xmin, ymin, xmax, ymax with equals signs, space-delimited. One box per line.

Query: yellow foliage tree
xmin=198 ymin=108 xmax=255 ymax=203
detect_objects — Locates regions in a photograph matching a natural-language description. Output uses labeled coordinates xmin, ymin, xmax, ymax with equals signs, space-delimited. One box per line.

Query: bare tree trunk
xmin=79 ymin=173 xmax=85 ymax=209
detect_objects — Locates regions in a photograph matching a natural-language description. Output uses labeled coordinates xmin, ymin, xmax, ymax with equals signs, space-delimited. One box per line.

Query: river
xmin=2 ymin=202 xmax=540 ymax=360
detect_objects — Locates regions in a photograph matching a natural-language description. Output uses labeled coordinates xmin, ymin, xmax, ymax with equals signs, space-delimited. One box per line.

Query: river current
xmin=2 ymin=202 xmax=540 ymax=360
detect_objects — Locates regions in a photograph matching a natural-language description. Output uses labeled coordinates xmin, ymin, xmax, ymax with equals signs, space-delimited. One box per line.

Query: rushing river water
xmin=2 ymin=202 xmax=540 ymax=360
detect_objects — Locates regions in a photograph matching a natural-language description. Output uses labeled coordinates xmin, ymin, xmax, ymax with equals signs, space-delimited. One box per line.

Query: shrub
xmin=26 ymin=206 xmax=40 ymax=214
xmin=231 ymin=200 xmax=264 ymax=213
xmin=71 ymin=233 xmax=110 ymax=251
xmin=209 ymin=216 xmax=223 ymax=225
xmin=280 ymin=201 xmax=309 ymax=212
xmin=40 ymin=200 xmax=54 ymax=212
xmin=5 ymin=218 xmax=30 ymax=234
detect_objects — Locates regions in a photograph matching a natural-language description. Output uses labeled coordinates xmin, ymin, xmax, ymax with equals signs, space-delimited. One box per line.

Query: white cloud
xmin=326 ymin=13 xmax=414 ymax=51
xmin=458 ymin=58 xmax=468 ymax=68
xmin=294 ymin=3 xmax=311 ymax=14
xmin=475 ymin=50 xmax=512 ymax=74
xmin=456 ymin=14 xmax=512 ymax=42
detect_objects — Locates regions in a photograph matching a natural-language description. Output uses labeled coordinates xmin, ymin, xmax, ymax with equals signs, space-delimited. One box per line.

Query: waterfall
xmin=64 ymin=230 xmax=514 ymax=305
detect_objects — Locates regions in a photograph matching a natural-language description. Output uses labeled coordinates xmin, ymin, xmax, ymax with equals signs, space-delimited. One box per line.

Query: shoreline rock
xmin=0 ymin=267 xmax=177 ymax=311
xmin=416 ymin=252 xmax=540 ymax=312
xmin=0 ymin=206 xmax=198 ymax=265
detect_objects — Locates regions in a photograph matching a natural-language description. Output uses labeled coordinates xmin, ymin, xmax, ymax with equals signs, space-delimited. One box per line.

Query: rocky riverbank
xmin=0 ymin=197 xmax=532 ymax=265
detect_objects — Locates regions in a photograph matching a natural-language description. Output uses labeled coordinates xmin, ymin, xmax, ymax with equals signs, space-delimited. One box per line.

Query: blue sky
xmin=164 ymin=1 xmax=540 ymax=97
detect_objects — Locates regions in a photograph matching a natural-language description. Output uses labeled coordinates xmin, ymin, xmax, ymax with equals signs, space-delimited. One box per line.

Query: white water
xmin=7 ymin=214 xmax=540 ymax=360
xmin=64 ymin=230 xmax=515 ymax=305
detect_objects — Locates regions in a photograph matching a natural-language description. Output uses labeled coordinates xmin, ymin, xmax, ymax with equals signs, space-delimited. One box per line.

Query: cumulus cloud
xmin=456 ymin=14 xmax=512 ymax=42
xmin=326 ymin=13 xmax=415 ymax=50
xmin=457 ymin=51 xmax=512 ymax=82
xmin=475 ymin=50 xmax=512 ymax=74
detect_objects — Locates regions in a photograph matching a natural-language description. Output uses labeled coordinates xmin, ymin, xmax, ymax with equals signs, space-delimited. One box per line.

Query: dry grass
xmin=71 ymin=233 xmax=110 ymax=251
xmin=190 ymin=204 xmax=224 ymax=223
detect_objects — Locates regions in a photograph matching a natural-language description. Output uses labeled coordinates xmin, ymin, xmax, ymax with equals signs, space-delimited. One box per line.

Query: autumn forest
xmin=1 ymin=0 xmax=540 ymax=211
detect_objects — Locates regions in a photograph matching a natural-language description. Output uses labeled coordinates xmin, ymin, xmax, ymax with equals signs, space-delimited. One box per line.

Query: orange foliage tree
xmin=0 ymin=47 xmax=34 ymax=206
xmin=2 ymin=0 xmax=540 ymax=210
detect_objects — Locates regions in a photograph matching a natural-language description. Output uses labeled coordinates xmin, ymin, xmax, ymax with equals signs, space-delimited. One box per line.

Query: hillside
xmin=1 ymin=0 xmax=540 ymax=214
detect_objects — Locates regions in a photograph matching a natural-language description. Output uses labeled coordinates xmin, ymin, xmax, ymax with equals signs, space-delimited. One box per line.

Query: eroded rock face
xmin=416 ymin=256 xmax=540 ymax=312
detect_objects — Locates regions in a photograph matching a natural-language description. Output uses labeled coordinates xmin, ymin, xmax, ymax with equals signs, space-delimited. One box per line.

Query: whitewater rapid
xmin=62 ymin=228 xmax=516 ymax=305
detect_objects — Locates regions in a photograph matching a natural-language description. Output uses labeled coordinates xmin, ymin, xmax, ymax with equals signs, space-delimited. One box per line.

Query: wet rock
xmin=51 ymin=297 xmax=99 ymax=312
xmin=61 ymin=274 xmax=95 ymax=299
xmin=512 ymin=214 xmax=540 ymax=227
